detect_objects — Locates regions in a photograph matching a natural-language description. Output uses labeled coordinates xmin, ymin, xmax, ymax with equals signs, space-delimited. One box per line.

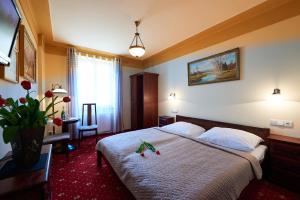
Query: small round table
xmin=62 ymin=117 xmax=80 ymax=151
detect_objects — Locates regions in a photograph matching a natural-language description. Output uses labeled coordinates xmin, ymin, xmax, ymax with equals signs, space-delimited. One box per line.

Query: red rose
xmin=0 ymin=97 xmax=6 ymax=107
xmin=156 ymin=150 xmax=160 ymax=155
xmin=45 ymin=90 xmax=54 ymax=98
xmin=63 ymin=96 xmax=71 ymax=103
xmin=19 ymin=97 xmax=27 ymax=104
xmin=140 ymin=153 xmax=145 ymax=157
xmin=53 ymin=118 xmax=63 ymax=126
xmin=21 ymin=80 xmax=31 ymax=90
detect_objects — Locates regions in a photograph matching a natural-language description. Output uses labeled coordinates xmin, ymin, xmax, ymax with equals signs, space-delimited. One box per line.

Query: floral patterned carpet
xmin=50 ymin=135 xmax=300 ymax=200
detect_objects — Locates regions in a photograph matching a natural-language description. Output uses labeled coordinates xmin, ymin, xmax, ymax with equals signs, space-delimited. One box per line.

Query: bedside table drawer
xmin=270 ymin=141 xmax=300 ymax=159
xmin=159 ymin=118 xmax=169 ymax=123
xmin=270 ymin=155 xmax=300 ymax=174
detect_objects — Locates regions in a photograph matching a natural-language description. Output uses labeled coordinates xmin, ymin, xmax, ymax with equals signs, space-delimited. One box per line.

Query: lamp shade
xmin=52 ymin=88 xmax=67 ymax=94
xmin=129 ymin=46 xmax=145 ymax=57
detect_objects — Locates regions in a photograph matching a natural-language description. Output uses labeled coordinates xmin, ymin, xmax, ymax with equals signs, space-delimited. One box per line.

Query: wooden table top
xmin=0 ymin=144 xmax=52 ymax=197
xmin=268 ymin=134 xmax=300 ymax=145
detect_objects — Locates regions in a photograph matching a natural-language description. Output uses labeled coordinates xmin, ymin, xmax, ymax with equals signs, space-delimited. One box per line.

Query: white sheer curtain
xmin=68 ymin=50 xmax=123 ymax=133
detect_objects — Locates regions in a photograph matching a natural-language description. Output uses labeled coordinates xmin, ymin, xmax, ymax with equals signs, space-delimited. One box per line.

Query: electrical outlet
xmin=171 ymin=108 xmax=178 ymax=113
xmin=270 ymin=119 xmax=293 ymax=128
xmin=283 ymin=120 xmax=293 ymax=128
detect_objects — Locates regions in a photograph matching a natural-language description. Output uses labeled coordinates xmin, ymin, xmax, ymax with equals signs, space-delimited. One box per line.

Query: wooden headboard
xmin=176 ymin=115 xmax=270 ymax=140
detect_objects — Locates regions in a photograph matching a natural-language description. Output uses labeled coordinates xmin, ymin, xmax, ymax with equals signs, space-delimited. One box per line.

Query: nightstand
xmin=267 ymin=134 xmax=300 ymax=192
xmin=159 ymin=116 xmax=175 ymax=127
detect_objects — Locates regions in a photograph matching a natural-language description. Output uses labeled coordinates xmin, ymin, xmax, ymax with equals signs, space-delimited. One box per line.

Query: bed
xmin=96 ymin=115 xmax=270 ymax=200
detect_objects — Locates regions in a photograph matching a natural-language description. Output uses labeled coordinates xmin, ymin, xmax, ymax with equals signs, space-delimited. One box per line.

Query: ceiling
xmin=49 ymin=0 xmax=265 ymax=58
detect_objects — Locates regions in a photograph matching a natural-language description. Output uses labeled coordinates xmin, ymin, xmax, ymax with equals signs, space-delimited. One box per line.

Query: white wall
xmin=146 ymin=16 xmax=300 ymax=138
xmin=122 ymin=66 xmax=143 ymax=130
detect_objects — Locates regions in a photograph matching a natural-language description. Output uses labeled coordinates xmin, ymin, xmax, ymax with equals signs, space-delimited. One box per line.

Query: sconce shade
xmin=52 ymin=88 xmax=68 ymax=94
xmin=272 ymin=88 xmax=281 ymax=95
xmin=52 ymin=84 xmax=68 ymax=94
xmin=168 ymin=92 xmax=176 ymax=100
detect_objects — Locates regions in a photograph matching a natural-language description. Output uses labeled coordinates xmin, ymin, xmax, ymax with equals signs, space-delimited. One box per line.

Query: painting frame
xmin=0 ymin=34 xmax=19 ymax=83
xmin=187 ymin=48 xmax=240 ymax=86
xmin=19 ymin=25 xmax=36 ymax=83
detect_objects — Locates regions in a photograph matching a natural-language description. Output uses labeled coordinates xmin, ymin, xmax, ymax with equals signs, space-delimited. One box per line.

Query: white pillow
xmin=160 ymin=122 xmax=205 ymax=138
xmin=198 ymin=127 xmax=263 ymax=152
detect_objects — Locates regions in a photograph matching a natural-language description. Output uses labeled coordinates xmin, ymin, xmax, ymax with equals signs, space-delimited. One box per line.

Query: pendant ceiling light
xmin=129 ymin=20 xmax=145 ymax=58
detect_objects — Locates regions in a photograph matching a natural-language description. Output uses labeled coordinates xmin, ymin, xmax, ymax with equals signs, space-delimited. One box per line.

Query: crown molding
xmin=45 ymin=41 xmax=144 ymax=68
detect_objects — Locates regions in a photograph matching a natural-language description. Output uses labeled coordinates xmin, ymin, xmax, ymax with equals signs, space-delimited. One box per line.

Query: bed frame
xmin=97 ymin=115 xmax=270 ymax=166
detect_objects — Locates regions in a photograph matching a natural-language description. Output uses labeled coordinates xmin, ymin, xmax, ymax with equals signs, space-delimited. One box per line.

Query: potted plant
xmin=0 ymin=80 xmax=71 ymax=168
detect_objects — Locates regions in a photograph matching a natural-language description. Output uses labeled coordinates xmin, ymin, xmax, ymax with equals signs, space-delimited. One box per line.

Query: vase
xmin=10 ymin=127 xmax=45 ymax=168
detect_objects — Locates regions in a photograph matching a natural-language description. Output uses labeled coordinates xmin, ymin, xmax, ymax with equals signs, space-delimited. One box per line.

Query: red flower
xmin=45 ymin=90 xmax=54 ymax=98
xmin=0 ymin=97 xmax=6 ymax=107
xmin=140 ymin=153 xmax=145 ymax=157
xmin=53 ymin=118 xmax=63 ymax=126
xmin=21 ymin=80 xmax=31 ymax=90
xmin=63 ymin=96 xmax=71 ymax=103
xmin=19 ymin=97 xmax=27 ymax=104
xmin=156 ymin=150 xmax=160 ymax=155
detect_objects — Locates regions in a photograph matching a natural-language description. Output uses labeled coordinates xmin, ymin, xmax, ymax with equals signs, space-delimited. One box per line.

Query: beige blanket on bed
xmin=96 ymin=128 xmax=262 ymax=200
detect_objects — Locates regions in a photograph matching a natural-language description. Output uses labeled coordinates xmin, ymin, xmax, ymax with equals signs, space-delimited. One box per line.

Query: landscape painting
xmin=188 ymin=48 xmax=240 ymax=86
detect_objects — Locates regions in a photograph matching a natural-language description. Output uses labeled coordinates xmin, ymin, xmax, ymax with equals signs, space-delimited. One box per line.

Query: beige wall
xmin=146 ymin=16 xmax=300 ymax=138
xmin=0 ymin=0 xmax=40 ymax=158
xmin=43 ymin=50 xmax=142 ymax=132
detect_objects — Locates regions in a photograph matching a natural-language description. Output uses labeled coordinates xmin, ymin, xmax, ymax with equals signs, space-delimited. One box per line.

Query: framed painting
xmin=187 ymin=48 xmax=240 ymax=86
xmin=0 ymin=34 xmax=19 ymax=83
xmin=19 ymin=25 xmax=36 ymax=82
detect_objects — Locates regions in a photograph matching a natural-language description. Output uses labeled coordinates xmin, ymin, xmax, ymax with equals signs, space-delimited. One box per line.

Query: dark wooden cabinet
xmin=159 ymin=116 xmax=175 ymax=127
xmin=0 ymin=144 xmax=52 ymax=199
xmin=130 ymin=72 xmax=159 ymax=130
xmin=267 ymin=134 xmax=300 ymax=192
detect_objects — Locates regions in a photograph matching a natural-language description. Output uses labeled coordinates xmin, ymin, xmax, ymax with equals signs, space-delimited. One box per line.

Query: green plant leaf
xmin=144 ymin=141 xmax=156 ymax=152
xmin=136 ymin=143 xmax=145 ymax=153
xmin=0 ymin=119 xmax=7 ymax=128
xmin=3 ymin=126 xmax=18 ymax=143
xmin=5 ymin=98 xmax=14 ymax=106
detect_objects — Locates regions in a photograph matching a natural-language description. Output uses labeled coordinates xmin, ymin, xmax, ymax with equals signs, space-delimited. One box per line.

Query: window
xmin=75 ymin=54 xmax=118 ymax=131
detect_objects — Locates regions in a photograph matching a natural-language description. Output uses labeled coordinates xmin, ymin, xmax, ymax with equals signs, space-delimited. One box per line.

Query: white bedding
xmin=250 ymin=145 xmax=267 ymax=162
xmin=97 ymin=127 xmax=263 ymax=200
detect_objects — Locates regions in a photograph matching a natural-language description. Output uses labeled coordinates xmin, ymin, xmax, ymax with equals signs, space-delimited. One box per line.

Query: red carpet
xmin=50 ymin=135 xmax=300 ymax=200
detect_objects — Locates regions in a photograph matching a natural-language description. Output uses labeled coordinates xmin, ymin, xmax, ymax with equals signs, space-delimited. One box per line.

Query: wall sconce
xmin=52 ymin=84 xmax=67 ymax=94
xmin=269 ymin=88 xmax=282 ymax=103
xmin=272 ymin=88 xmax=280 ymax=95
xmin=168 ymin=92 xmax=176 ymax=100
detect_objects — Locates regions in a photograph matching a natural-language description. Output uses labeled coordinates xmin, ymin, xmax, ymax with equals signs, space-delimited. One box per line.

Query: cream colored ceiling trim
xmin=142 ymin=0 xmax=300 ymax=68
xmin=29 ymin=0 xmax=53 ymax=42
xmin=45 ymin=41 xmax=144 ymax=68
xmin=18 ymin=0 xmax=39 ymax=42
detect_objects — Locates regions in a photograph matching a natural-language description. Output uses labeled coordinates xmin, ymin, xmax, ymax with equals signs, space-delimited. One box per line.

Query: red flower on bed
xmin=156 ymin=150 xmax=160 ymax=155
